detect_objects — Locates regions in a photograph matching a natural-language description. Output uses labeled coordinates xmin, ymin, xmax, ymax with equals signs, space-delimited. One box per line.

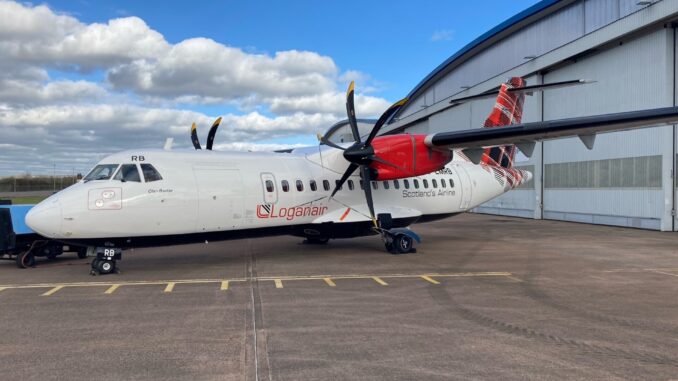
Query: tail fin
xmin=481 ymin=77 xmax=526 ymax=169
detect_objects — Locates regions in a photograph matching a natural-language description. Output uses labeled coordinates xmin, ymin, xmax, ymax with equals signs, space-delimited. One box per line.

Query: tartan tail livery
xmin=481 ymin=77 xmax=526 ymax=169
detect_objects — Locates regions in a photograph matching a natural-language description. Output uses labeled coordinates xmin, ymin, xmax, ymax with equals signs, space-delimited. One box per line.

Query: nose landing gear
xmin=90 ymin=247 xmax=122 ymax=275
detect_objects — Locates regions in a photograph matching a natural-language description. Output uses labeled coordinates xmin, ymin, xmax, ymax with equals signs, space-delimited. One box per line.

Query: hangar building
xmin=376 ymin=0 xmax=678 ymax=231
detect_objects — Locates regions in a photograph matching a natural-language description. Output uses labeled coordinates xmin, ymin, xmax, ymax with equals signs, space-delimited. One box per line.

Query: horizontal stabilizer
xmin=424 ymin=107 xmax=678 ymax=150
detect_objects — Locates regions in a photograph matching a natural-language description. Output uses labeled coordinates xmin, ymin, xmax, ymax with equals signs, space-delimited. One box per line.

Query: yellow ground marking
xmin=505 ymin=275 xmax=524 ymax=283
xmin=323 ymin=278 xmax=336 ymax=287
xmin=220 ymin=281 xmax=229 ymax=291
xmin=649 ymin=270 xmax=678 ymax=278
xmin=41 ymin=286 xmax=64 ymax=296
xmin=420 ymin=275 xmax=440 ymax=285
xmin=0 ymin=287 xmax=6 ymax=293
xmin=164 ymin=282 xmax=176 ymax=293
xmin=274 ymin=279 xmax=284 ymax=289
xmin=104 ymin=284 xmax=120 ymax=294
xmin=372 ymin=277 xmax=388 ymax=286
xmin=0 ymin=272 xmax=513 ymax=292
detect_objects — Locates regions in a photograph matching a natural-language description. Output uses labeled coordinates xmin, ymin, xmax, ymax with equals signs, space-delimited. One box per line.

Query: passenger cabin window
xmin=423 ymin=179 xmax=429 ymax=188
xmin=432 ymin=179 xmax=438 ymax=188
xmin=359 ymin=180 xmax=364 ymax=190
xmin=372 ymin=181 xmax=378 ymax=190
xmin=441 ymin=178 xmax=446 ymax=188
xmin=84 ymin=164 xmax=119 ymax=182
xmin=394 ymin=180 xmax=400 ymax=189
xmin=114 ymin=164 xmax=141 ymax=182
xmin=449 ymin=179 xmax=455 ymax=188
xmin=348 ymin=180 xmax=354 ymax=190
xmin=282 ymin=180 xmax=290 ymax=192
xmin=413 ymin=179 xmax=419 ymax=189
xmin=310 ymin=180 xmax=317 ymax=191
xmin=265 ymin=180 xmax=274 ymax=192
xmin=141 ymin=164 xmax=163 ymax=182
xmin=383 ymin=181 xmax=389 ymax=190
xmin=323 ymin=180 xmax=330 ymax=191
xmin=296 ymin=180 xmax=304 ymax=192
xmin=335 ymin=180 xmax=342 ymax=191
xmin=404 ymin=179 xmax=410 ymax=189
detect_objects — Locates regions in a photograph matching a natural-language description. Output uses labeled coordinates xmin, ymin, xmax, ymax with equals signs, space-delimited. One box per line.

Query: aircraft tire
xmin=97 ymin=260 xmax=114 ymax=275
xmin=394 ymin=235 xmax=413 ymax=254
xmin=15 ymin=250 xmax=35 ymax=268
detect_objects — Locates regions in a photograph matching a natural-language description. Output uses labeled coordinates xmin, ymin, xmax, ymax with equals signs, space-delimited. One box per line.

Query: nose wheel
xmin=90 ymin=247 xmax=122 ymax=275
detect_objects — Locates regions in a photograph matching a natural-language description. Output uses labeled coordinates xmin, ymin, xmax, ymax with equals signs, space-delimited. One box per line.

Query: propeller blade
xmin=360 ymin=166 xmax=378 ymax=228
xmin=319 ymin=136 xmax=347 ymax=151
xmin=330 ymin=163 xmax=359 ymax=198
xmin=190 ymin=122 xmax=202 ymax=150
xmin=205 ymin=117 xmax=223 ymax=151
xmin=364 ymin=97 xmax=408 ymax=146
xmin=345 ymin=81 xmax=361 ymax=143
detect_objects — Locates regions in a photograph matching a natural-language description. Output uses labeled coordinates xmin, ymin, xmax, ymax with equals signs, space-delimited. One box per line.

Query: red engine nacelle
xmin=369 ymin=134 xmax=452 ymax=180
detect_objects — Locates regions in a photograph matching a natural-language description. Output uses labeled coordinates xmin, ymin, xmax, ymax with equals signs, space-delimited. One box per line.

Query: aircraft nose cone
xmin=25 ymin=198 xmax=62 ymax=238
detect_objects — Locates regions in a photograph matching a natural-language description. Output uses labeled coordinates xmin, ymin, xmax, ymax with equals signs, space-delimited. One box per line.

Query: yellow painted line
xmin=104 ymin=284 xmax=120 ymax=294
xmin=220 ymin=281 xmax=229 ymax=291
xmin=505 ymin=275 xmax=524 ymax=283
xmin=0 ymin=287 xmax=6 ymax=293
xmin=274 ymin=279 xmax=283 ymax=289
xmin=420 ymin=275 xmax=440 ymax=284
xmin=372 ymin=277 xmax=388 ymax=286
xmin=323 ymin=278 xmax=336 ymax=287
xmin=41 ymin=286 xmax=64 ymax=296
xmin=0 ymin=272 xmax=512 ymax=291
xmin=649 ymin=270 xmax=678 ymax=278
xmin=164 ymin=282 xmax=176 ymax=293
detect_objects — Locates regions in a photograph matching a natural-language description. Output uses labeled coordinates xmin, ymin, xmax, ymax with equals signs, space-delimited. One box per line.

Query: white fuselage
xmin=25 ymin=145 xmax=530 ymax=247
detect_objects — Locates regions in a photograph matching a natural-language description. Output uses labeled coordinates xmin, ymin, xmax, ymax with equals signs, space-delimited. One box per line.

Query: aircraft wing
xmin=312 ymin=204 xmax=422 ymax=224
xmin=423 ymin=106 xmax=678 ymax=161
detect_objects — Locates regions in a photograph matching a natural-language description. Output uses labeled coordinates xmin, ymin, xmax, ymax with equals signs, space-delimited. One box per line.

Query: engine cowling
xmin=369 ymin=134 xmax=452 ymax=180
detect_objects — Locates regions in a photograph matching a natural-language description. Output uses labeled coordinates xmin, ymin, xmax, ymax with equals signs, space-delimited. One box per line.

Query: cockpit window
xmin=140 ymin=164 xmax=163 ymax=182
xmin=84 ymin=164 xmax=119 ymax=182
xmin=113 ymin=164 xmax=141 ymax=182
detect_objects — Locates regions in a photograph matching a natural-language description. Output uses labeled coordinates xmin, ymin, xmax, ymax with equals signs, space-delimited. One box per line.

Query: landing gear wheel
xmin=97 ymin=260 xmax=115 ymax=275
xmin=394 ymin=235 xmax=414 ymax=254
xmin=77 ymin=247 xmax=88 ymax=259
xmin=16 ymin=251 xmax=35 ymax=268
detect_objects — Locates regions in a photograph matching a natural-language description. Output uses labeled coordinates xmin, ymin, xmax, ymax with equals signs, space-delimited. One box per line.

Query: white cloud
xmin=0 ymin=1 xmax=394 ymax=176
xmin=431 ymin=29 xmax=454 ymax=42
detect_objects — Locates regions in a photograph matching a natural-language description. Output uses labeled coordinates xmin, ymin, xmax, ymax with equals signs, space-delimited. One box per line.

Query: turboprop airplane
xmin=25 ymin=77 xmax=678 ymax=275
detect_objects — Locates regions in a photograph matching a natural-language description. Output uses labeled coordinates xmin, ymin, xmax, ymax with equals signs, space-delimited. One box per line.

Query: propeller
xmin=328 ymin=81 xmax=408 ymax=227
xmin=190 ymin=117 xmax=223 ymax=150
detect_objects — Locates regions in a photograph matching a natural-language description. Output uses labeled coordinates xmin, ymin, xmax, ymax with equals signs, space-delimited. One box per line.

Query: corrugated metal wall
xmin=398 ymin=0 xmax=678 ymax=230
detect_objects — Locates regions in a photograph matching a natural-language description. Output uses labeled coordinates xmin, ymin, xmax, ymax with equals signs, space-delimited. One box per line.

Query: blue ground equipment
xmin=0 ymin=203 xmax=87 ymax=268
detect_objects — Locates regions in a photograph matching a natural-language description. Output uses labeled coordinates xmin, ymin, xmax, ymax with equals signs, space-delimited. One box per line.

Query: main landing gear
xmin=89 ymin=247 xmax=122 ymax=276
xmin=377 ymin=214 xmax=420 ymax=255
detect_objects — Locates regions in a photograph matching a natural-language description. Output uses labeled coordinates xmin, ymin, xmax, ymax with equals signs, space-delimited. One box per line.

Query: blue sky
xmin=48 ymin=0 xmax=540 ymax=100
xmin=0 ymin=0 xmax=541 ymax=176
